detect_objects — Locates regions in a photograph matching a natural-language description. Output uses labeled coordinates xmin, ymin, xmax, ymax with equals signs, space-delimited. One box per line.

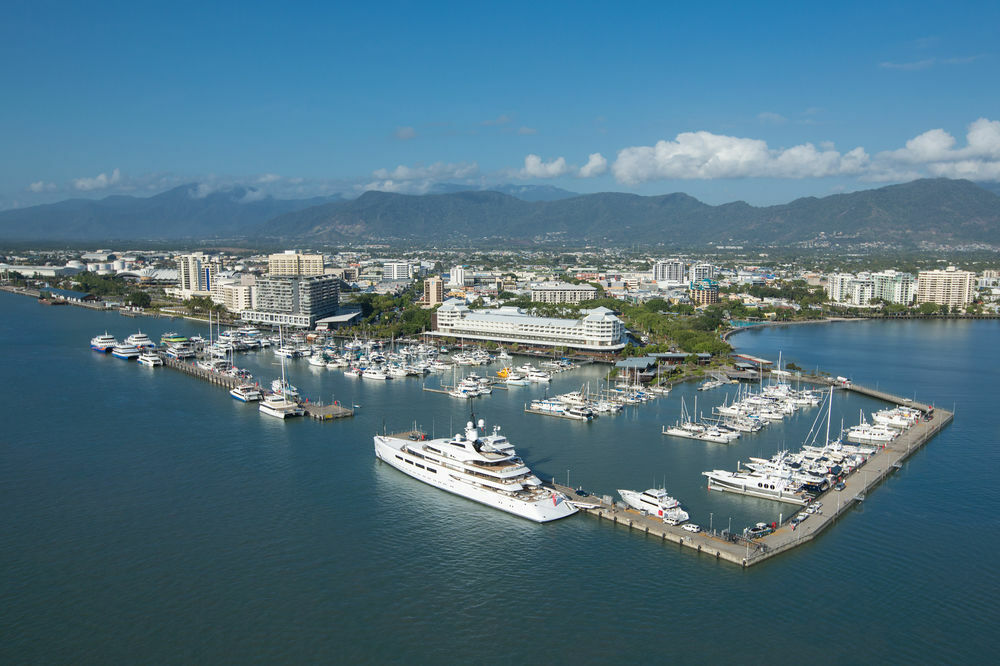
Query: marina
xmin=562 ymin=399 xmax=953 ymax=566
xmin=1 ymin=285 xmax=992 ymax=664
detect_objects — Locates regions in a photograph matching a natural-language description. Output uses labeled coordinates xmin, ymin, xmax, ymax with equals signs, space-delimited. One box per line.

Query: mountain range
xmin=2 ymin=179 xmax=999 ymax=247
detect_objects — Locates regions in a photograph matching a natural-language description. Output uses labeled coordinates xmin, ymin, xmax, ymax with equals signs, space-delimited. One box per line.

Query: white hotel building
xmin=429 ymin=299 xmax=627 ymax=351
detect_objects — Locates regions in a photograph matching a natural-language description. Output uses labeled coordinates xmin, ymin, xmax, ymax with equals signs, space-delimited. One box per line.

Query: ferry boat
xmin=618 ymin=488 xmax=690 ymax=525
xmin=259 ymin=393 xmax=304 ymax=418
xmin=230 ymin=384 xmax=263 ymax=402
xmin=111 ymin=343 xmax=140 ymax=360
xmin=373 ymin=418 xmax=577 ymax=522
xmin=126 ymin=331 xmax=156 ymax=349
xmin=90 ymin=332 xmax=118 ymax=352
xmin=137 ymin=351 xmax=163 ymax=366
xmin=160 ymin=332 xmax=188 ymax=345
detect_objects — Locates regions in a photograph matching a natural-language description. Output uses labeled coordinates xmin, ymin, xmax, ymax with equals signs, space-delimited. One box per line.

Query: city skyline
xmin=3 ymin=1 xmax=999 ymax=210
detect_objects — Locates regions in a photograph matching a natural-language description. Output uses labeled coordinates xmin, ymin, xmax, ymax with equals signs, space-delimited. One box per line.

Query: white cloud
xmin=256 ymin=173 xmax=281 ymax=183
xmin=28 ymin=181 xmax=56 ymax=193
xmin=395 ymin=126 xmax=416 ymax=140
xmin=757 ymin=111 xmax=787 ymax=125
xmin=73 ymin=168 xmax=121 ymax=191
xmin=611 ymin=131 xmax=868 ymax=184
xmin=239 ymin=188 xmax=268 ymax=202
xmin=517 ymin=126 xmax=537 ymax=135
xmin=520 ymin=154 xmax=570 ymax=179
xmin=871 ymin=117 xmax=1000 ymax=180
xmin=364 ymin=161 xmax=480 ymax=194
xmin=578 ymin=153 xmax=608 ymax=178
xmin=372 ymin=162 xmax=478 ymax=182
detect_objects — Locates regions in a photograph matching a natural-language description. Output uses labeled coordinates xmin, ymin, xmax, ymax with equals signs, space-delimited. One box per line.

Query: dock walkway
xmin=557 ymin=402 xmax=953 ymax=567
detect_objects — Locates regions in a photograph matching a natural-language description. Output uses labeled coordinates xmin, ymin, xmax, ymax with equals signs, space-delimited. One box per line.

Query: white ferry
xmin=137 ymin=351 xmax=163 ymax=367
xmin=259 ymin=393 xmax=304 ymax=419
xmin=374 ymin=418 xmax=577 ymax=522
xmin=111 ymin=343 xmax=140 ymax=360
xmin=90 ymin=332 xmax=118 ymax=352
xmin=125 ymin=331 xmax=156 ymax=349
xmin=230 ymin=384 xmax=263 ymax=402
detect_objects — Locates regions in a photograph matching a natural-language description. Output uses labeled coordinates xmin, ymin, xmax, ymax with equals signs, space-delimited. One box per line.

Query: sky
xmin=2 ymin=0 xmax=999 ymax=210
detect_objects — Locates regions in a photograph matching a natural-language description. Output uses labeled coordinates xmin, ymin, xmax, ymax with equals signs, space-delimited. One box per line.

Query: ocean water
xmin=1 ymin=295 xmax=997 ymax=663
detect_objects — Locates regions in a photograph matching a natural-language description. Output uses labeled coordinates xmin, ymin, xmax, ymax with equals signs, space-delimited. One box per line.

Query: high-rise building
xmin=689 ymin=278 xmax=719 ymax=305
xmin=916 ymin=266 xmax=975 ymax=307
xmin=177 ymin=253 xmax=218 ymax=296
xmin=872 ymin=270 xmax=915 ymax=305
xmin=688 ymin=263 xmax=715 ymax=283
xmin=383 ymin=261 xmax=412 ymax=281
xmin=423 ymin=276 xmax=444 ymax=306
xmin=653 ymin=260 xmax=686 ymax=283
xmin=826 ymin=273 xmax=855 ymax=303
xmin=448 ymin=265 xmax=468 ymax=288
xmin=268 ymin=251 xmax=324 ymax=276
xmin=241 ymin=275 xmax=340 ymax=328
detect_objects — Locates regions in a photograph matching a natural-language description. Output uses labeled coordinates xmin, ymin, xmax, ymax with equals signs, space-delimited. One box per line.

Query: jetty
xmin=554 ymin=389 xmax=953 ymax=567
xmin=162 ymin=355 xmax=353 ymax=421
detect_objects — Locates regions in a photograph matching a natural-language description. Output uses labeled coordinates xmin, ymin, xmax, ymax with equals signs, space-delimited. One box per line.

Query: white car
xmin=682 ymin=523 xmax=701 ymax=533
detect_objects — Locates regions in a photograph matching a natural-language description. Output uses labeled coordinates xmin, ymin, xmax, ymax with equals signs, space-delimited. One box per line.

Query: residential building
xmin=423 ymin=276 xmax=444 ymax=306
xmin=430 ymin=300 xmax=626 ymax=351
xmin=653 ymin=260 xmax=686 ymax=283
xmin=240 ymin=274 xmax=340 ymax=328
xmin=448 ymin=265 xmax=468 ymax=288
xmin=872 ymin=270 xmax=915 ymax=305
xmin=530 ymin=281 xmax=598 ymax=304
xmin=916 ymin=266 xmax=975 ymax=307
xmin=268 ymin=251 xmax=324 ymax=276
xmin=177 ymin=253 xmax=218 ymax=297
xmin=688 ymin=263 xmax=715 ymax=283
xmin=689 ymin=278 xmax=719 ymax=305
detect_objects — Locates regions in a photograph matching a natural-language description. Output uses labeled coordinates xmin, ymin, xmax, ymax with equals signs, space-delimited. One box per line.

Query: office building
xmin=383 ymin=261 xmax=412 ymax=281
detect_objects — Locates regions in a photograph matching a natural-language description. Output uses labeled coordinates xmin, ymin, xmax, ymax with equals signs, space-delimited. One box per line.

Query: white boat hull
xmin=374 ymin=436 xmax=576 ymax=522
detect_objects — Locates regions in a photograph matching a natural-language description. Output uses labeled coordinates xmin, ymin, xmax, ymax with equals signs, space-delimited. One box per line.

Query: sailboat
xmin=260 ymin=326 xmax=304 ymax=419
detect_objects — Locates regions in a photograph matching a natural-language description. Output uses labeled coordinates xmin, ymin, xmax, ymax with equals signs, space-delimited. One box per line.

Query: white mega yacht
xmin=373 ymin=418 xmax=577 ymax=522
xmin=618 ymin=488 xmax=689 ymax=525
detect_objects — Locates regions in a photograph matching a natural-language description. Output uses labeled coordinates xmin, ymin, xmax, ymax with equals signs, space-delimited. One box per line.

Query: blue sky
xmin=2 ymin=0 xmax=999 ymax=209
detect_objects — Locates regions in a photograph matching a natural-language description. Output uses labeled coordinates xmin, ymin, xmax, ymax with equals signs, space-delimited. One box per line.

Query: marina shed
xmin=649 ymin=352 xmax=712 ymax=365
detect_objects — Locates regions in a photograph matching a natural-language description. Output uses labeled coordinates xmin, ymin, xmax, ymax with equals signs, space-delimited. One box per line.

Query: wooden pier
xmin=301 ymin=402 xmax=354 ymax=420
xmin=558 ymin=399 xmax=953 ymax=568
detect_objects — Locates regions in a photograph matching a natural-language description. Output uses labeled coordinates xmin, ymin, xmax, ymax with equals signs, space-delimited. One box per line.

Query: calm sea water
xmin=2 ymin=295 xmax=997 ymax=663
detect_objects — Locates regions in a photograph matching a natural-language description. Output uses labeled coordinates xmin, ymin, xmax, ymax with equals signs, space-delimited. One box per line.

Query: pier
xmin=556 ymin=393 xmax=953 ymax=567
xmin=162 ymin=356 xmax=353 ymax=421
xmin=163 ymin=356 xmax=243 ymax=389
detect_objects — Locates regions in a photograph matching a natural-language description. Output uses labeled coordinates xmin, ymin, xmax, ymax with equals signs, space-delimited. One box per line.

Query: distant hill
xmin=3 ymin=178 xmax=999 ymax=246
xmin=262 ymin=178 xmax=1000 ymax=246
xmin=0 ymin=184 xmax=340 ymax=241
xmin=426 ymin=183 xmax=578 ymax=201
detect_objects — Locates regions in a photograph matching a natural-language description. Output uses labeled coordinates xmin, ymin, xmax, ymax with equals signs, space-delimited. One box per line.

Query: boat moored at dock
xmin=374 ymin=418 xmax=577 ymax=522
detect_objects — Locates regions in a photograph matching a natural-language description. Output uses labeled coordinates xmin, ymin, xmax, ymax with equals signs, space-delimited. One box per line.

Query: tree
xmin=917 ymin=302 xmax=939 ymax=315
xmin=127 ymin=290 xmax=151 ymax=308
